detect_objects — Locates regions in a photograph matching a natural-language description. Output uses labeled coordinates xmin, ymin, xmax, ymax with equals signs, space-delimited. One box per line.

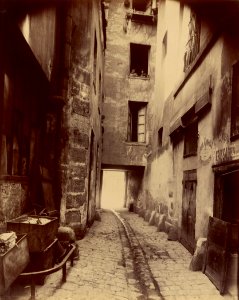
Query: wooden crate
xmin=0 ymin=234 xmax=29 ymax=295
xmin=7 ymin=215 xmax=58 ymax=252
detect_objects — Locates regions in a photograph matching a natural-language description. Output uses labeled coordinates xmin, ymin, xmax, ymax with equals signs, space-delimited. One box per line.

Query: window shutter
xmin=137 ymin=106 xmax=146 ymax=142
xmin=127 ymin=109 xmax=132 ymax=141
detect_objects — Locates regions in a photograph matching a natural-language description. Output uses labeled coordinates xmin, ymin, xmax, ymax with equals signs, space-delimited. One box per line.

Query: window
xmin=231 ymin=61 xmax=239 ymax=139
xmin=158 ymin=127 xmax=163 ymax=147
xmin=130 ymin=43 xmax=150 ymax=77
xmin=127 ymin=101 xmax=147 ymax=143
xmin=132 ymin=0 xmax=150 ymax=12
xmin=184 ymin=11 xmax=200 ymax=71
xmin=184 ymin=121 xmax=198 ymax=157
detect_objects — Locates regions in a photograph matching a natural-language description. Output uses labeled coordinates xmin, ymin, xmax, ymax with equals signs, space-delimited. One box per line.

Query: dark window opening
xmin=130 ymin=43 xmax=150 ymax=77
xmin=132 ymin=0 xmax=149 ymax=12
xmin=128 ymin=101 xmax=147 ymax=143
xmin=184 ymin=11 xmax=200 ymax=71
xmin=158 ymin=127 xmax=163 ymax=147
xmin=183 ymin=121 xmax=198 ymax=157
xmin=231 ymin=61 xmax=239 ymax=139
xmin=222 ymin=171 xmax=239 ymax=224
xmin=213 ymin=168 xmax=239 ymax=254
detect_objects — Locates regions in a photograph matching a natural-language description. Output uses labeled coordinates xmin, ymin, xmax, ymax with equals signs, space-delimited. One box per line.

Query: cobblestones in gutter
xmin=113 ymin=210 xmax=164 ymax=300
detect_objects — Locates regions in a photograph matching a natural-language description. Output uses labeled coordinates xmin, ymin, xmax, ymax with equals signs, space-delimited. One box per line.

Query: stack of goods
xmin=0 ymin=231 xmax=17 ymax=254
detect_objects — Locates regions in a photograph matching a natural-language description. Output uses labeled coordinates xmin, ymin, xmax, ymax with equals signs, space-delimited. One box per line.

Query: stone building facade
xmin=141 ymin=0 xmax=238 ymax=296
xmin=0 ymin=0 xmax=106 ymax=238
xmin=102 ymin=0 xmax=157 ymax=206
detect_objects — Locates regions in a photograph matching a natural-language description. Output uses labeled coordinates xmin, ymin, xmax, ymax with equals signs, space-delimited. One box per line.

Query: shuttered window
xmin=183 ymin=121 xmax=198 ymax=157
xmin=137 ymin=106 xmax=146 ymax=142
xmin=127 ymin=101 xmax=147 ymax=143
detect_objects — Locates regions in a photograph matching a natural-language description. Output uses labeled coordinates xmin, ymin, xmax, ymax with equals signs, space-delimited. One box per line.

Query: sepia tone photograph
xmin=0 ymin=0 xmax=238 ymax=299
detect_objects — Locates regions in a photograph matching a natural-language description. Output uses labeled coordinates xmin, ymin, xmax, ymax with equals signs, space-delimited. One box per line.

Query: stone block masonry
xmin=66 ymin=178 xmax=85 ymax=193
xmin=69 ymin=148 xmax=87 ymax=164
xmin=58 ymin=0 xmax=104 ymax=238
xmin=72 ymin=98 xmax=89 ymax=117
xmin=66 ymin=193 xmax=86 ymax=209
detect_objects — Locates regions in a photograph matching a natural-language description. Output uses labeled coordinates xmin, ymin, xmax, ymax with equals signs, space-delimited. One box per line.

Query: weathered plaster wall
xmin=142 ymin=0 xmax=239 ymax=247
xmin=102 ymin=0 xmax=157 ymax=167
xmin=139 ymin=1 xmax=223 ymax=242
xmin=171 ymin=39 xmax=223 ymax=240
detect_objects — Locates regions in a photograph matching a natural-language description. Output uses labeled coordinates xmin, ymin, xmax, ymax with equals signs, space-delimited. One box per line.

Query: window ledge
xmin=183 ymin=153 xmax=197 ymax=158
xmin=124 ymin=141 xmax=147 ymax=146
xmin=128 ymin=75 xmax=150 ymax=80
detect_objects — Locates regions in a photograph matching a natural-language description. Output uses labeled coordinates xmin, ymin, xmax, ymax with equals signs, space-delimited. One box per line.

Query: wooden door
xmin=181 ymin=175 xmax=196 ymax=253
xmin=203 ymin=217 xmax=231 ymax=295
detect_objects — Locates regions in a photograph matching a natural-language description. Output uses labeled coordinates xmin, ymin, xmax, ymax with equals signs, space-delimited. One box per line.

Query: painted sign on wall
xmin=199 ymin=137 xmax=239 ymax=165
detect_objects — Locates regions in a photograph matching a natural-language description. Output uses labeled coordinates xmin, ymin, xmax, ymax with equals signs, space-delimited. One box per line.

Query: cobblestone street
xmin=7 ymin=210 xmax=237 ymax=300
xmin=8 ymin=210 xmax=143 ymax=300
xmin=119 ymin=211 xmax=236 ymax=300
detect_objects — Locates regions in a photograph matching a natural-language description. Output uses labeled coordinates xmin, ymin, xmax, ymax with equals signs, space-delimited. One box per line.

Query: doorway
xmin=214 ymin=166 xmax=239 ymax=253
xmin=181 ymin=169 xmax=197 ymax=254
xmin=101 ymin=170 xmax=126 ymax=209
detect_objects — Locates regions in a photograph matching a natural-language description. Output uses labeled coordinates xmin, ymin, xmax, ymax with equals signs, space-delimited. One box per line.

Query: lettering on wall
xmin=199 ymin=137 xmax=239 ymax=165
xmin=215 ymin=146 xmax=236 ymax=163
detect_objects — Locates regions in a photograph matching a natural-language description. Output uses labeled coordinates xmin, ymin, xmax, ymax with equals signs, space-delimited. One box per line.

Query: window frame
xmin=184 ymin=10 xmax=201 ymax=72
xmin=129 ymin=43 xmax=150 ymax=78
xmin=183 ymin=120 xmax=198 ymax=158
xmin=127 ymin=101 xmax=147 ymax=143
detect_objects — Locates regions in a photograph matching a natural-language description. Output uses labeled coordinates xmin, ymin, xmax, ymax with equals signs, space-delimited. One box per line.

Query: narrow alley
xmin=0 ymin=0 xmax=239 ymax=299
xmin=6 ymin=209 xmax=236 ymax=300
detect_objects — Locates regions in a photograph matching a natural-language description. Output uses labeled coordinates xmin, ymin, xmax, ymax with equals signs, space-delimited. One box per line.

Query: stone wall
xmin=59 ymin=0 xmax=104 ymax=238
xmin=0 ymin=0 xmax=105 ymax=238
xmin=102 ymin=0 xmax=157 ymax=167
